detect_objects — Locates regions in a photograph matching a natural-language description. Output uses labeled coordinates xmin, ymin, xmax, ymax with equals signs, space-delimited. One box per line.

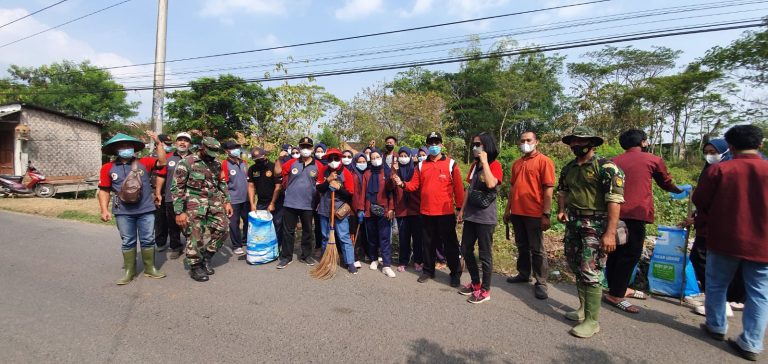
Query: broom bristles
xmin=310 ymin=228 xmax=339 ymax=280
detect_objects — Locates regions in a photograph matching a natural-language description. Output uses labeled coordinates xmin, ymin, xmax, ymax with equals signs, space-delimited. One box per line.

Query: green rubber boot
xmin=569 ymin=285 xmax=602 ymax=338
xmin=141 ymin=248 xmax=166 ymax=279
xmin=116 ymin=250 xmax=137 ymax=285
xmin=565 ymin=284 xmax=586 ymax=322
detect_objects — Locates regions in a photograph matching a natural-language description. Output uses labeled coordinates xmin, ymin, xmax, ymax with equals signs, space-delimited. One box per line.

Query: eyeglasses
xmin=472 ymin=142 xmax=482 ymax=147
xmin=329 ymin=156 xmax=341 ymax=162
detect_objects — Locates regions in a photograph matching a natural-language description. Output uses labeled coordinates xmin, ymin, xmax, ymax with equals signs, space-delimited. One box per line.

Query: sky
xmin=0 ymin=0 xmax=764 ymax=121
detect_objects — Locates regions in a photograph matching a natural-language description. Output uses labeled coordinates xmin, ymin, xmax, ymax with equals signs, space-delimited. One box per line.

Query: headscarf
xmin=366 ymin=148 xmax=391 ymax=204
xmin=396 ymin=146 xmax=415 ymax=182
xmin=350 ymin=152 xmax=366 ymax=182
xmin=699 ymin=138 xmax=732 ymax=182
xmin=314 ymin=143 xmax=328 ymax=165
xmin=342 ymin=149 xmax=355 ymax=173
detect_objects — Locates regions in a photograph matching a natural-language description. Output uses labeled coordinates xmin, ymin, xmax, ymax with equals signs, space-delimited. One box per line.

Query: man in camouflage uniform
xmin=172 ymin=137 xmax=234 ymax=282
xmin=556 ymin=126 xmax=625 ymax=338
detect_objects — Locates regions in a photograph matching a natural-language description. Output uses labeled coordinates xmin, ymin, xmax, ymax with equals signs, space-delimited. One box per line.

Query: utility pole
xmin=150 ymin=0 xmax=168 ymax=136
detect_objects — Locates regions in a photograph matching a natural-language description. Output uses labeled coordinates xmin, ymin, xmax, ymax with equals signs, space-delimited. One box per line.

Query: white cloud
xmin=399 ymin=0 xmax=433 ymax=17
xmin=0 ymin=7 xmax=154 ymax=119
xmin=444 ymin=0 xmax=509 ymax=30
xmin=529 ymin=0 xmax=602 ymax=25
xmin=199 ymin=0 xmax=287 ymax=18
xmin=255 ymin=33 xmax=289 ymax=55
xmin=334 ymin=0 xmax=383 ymax=21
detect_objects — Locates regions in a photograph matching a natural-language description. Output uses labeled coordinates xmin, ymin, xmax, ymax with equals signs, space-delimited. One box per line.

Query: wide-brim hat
xmin=221 ymin=140 xmax=241 ymax=150
xmin=102 ymin=133 xmax=145 ymax=155
xmin=323 ymin=148 xmax=342 ymax=160
xmin=561 ymin=126 xmax=604 ymax=147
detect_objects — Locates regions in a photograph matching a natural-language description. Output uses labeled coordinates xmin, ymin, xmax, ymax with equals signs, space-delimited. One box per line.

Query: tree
xmin=315 ymin=126 xmax=340 ymax=149
xmin=0 ymin=60 xmax=139 ymax=134
xmin=165 ymin=74 xmax=274 ymax=140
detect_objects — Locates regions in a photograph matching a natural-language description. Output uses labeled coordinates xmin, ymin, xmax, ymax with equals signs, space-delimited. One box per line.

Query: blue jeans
xmin=115 ymin=212 xmax=155 ymax=251
xmin=319 ymin=215 xmax=355 ymax=266
xmin=705 ymin=251 xmax=768 ymax=353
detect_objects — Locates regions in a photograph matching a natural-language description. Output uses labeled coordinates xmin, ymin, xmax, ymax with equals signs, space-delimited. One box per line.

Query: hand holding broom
xmin=310 ymin=189 xmax=340 ymax=280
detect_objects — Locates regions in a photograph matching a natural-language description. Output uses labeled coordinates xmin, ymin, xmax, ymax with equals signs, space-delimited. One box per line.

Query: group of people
xmin=97 ymin=124 xmax=767 ymax=359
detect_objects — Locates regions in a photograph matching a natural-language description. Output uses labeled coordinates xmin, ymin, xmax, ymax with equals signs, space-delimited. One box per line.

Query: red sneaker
xmin=468 ymin=289 xmax=490 ymax=304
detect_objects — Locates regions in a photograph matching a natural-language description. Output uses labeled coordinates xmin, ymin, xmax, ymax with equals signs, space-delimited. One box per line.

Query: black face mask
xmin=385 ymin=144 xmax=394 ymax=152
xmin=641 ymin=146 xmax=649 ymax=153
xmin=571 ymin=145 xmax=591 ymax=158
xmin=254 ymin=159 xmax=267 ymax=168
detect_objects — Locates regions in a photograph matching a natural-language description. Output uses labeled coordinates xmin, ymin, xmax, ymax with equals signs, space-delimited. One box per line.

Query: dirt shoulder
xmin=0 ymin=197 xmax=108 ymax=225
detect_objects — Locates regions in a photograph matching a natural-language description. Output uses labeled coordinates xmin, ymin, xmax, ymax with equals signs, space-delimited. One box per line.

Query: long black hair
xmin=474 ymin=131 xmax=499 ymax=163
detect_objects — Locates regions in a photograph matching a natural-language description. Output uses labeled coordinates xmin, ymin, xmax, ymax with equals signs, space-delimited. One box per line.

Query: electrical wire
xmin=0 ymin=0 xmax=69 ymax=30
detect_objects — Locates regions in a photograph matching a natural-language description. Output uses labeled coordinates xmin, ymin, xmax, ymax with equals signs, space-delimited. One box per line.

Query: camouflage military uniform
xmin=171 ymin=143 xmax=230 ymax=267
xmin=557 ymin=156 xmax=625 ymax=286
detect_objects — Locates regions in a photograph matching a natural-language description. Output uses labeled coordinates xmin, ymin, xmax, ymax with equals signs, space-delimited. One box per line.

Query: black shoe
xmin=202 ymin=251 xmax=216 ymax=275
xmin=728 ymin=339 xmax=759 ymax=361
xmin=534 ymin=284 xmax=549 ymax=300
xmin=417 ymin=273 xmax=433 ymax=283
xmin=156 ymin=243 xmax=168 ymax=252
xmin=276 ymin=258 xmax=292 ymax=269
xmin=506 ymin=275 xmax=531 ymax=284
xmin=189 ymin=265 xmax=209 ymax=282
xmin=449 ymin=276 xmax=461 ymax=288
xmin=300 ymin=256 xmax=317 ymax=266
xmin=700 ymin=323 xmax=725 ymax=341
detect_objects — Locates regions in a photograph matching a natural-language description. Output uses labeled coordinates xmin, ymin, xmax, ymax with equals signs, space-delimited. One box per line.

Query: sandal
xmin=626 ymin=290 xmax=648 ymax=300
xmin=604 ymin=297 xmax=641 ymax=314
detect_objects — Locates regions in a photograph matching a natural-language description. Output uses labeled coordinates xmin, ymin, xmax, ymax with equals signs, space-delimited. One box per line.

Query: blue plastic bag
xmin=246 ymin=211 xmax=278 ymax=265
xmin=648 ymin=226 xmax=700 ymax=297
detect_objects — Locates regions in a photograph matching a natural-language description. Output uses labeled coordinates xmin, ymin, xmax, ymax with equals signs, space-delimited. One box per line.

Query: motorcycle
xmin=0 ymin=162 xmax=56 ymax=198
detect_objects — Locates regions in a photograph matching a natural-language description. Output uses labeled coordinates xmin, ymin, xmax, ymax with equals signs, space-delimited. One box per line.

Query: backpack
xmin=117 ymin=159 xmax=144 ymax=204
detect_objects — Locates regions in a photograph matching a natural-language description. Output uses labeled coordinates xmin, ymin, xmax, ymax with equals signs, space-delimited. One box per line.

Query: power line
xmin=0 ymin=0 xmax=132 ymax=49
xmin=3 ymin=20 xmax=761 ymax=96
xmin=49 ymin=0 xmax=609 ymax=74
xmin=0 ymin=0 xmax=69 ymax=30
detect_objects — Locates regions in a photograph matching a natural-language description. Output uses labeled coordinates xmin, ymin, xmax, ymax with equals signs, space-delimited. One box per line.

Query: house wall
xmin=20 ymin=109 xmax=102 ymax=178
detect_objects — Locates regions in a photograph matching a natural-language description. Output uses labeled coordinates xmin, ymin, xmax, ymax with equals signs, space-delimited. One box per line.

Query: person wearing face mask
xmin=247 ymin=147 xmax=284 ymax=253
xmin=278 ymin=137 xmax=322 ymax=269
xmin=503 ymin=131 xmax=555 ymax=301
xmin=98 ymin=131 xmax=167 ymax=285
xmin=152 ymin=134 xmax=174 ymax=253
xmin=291 ymin=147 xmax=301 ymax=160
xmin=417 ymin=147 xmax=428 ymax=163
xmin=278 ymin=143 xmax=293 ymax=165
xmin=393 ymin=147 xmax=423 ymax=273
xmin=315 ymin=148 xmax=358 ymax=274
xmin=393 ymin=131 xmax=465 ymax=287
xmin=350 ymin=153 xmax=370 ymax=267
xmin=171 ymin=137 xmax=234 ymax=282
xmin=693 ymin=125 xmax=768 ymax=361
xmin=555 ymin=126 xmax=625 ymax=338
xmin=363 ymin=147 xmax=373 ymax=162
xmin=341 ymin=150 xmax=355 ymax=172
xmin=154 ymin=132 xmax=193 ymax=259
xmin=221 ymin=140 xmax=250 ymax=257
xmin=383 ymin=136 xmax=398 ymax=167
xmin=356 ymin=149 xmax=397 ymax=278
xmin=604 ymin=129 xmax=684 ymax=314
xmin=682 ymin=138 xmax=744 ymax=318
xmin=314 ymin=143 xmax=328 ymax=165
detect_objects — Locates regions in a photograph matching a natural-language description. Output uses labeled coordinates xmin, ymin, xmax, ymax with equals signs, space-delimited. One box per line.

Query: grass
xmin=57 ymin=210 xmax=113 ymax=225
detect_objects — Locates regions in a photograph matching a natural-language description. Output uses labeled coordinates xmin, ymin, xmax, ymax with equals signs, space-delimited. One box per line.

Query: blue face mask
xmin=428 ymin=145 xmax=441 ymax=156
xmin=418 ymin=156 xmax=427 ymax=162
xmin=229 ymin=148 xmax=241 ymax=158
xmin=118 ymin=148 xmax=134 ymax=159
xmin=356 ymin=163 xmax=368 ymax=171
xmin=164 ymin=145 xmax=173 ymax=152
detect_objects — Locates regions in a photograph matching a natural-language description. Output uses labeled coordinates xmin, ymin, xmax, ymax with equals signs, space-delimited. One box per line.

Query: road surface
xmin=0 ymin=211 xmax=761 ymax=363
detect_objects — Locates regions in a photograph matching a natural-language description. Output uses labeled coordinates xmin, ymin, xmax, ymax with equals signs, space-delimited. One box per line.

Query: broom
xmin=310 ymin=189 xmax=340 ymax=279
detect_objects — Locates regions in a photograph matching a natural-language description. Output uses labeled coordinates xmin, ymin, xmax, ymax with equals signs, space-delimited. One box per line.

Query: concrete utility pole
xmin=150 ymin=0 xmax=168 ymax=135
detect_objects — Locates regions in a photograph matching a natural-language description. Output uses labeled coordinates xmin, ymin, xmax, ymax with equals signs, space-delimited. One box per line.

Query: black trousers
xmin=351 ymin=217 xmax=369 ymax=261
xmin=462 ymin=221 xmax=495 ymax=291
xmin=606 ymin=219 xmax=645 ymax=297
xmin=161 ymin=201 xmax=182 ymax=250
xmin=510 ymin=214 xmax=548 ymax=285
xmin=229 ymin=202 xmax=249 ymax=248
xmin=282 ymin=207 xmax=314 ymax=260
xmin=421 ymin=214 xmax=461 ymax=278
xmin=690 ymin=236 xmax=746 ymax=303
xmin=155 ymin=202 xmax=168 ymax=247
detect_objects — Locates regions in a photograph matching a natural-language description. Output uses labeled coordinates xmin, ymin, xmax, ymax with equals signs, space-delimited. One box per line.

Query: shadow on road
xmin=406 ymin=338 xmax=500 ymax=364
xmin=552 ymin=344 xmax=633 ymax=363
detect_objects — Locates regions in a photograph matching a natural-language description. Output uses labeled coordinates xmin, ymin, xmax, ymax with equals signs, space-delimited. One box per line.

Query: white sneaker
xmin=684 ymin=293 xmax=705 ymax=307
xmin=694 ymin=304 xmax=734 ymax=317
xmin=369 ymin=261 xmax=379 ymax=270
xmin=354 ymin=261 xmax=362 ymax=269
xmin=233 ymin=247 xmax=245 ymax=256
xmin=378 ymin=257 xmax=383 ymax=263
xmin=382 ymin=266 xmax=396 ymax=278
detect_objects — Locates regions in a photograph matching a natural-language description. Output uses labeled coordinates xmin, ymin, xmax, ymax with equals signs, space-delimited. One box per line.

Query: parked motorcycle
xmin=0 ymin=162 xmax=55 ymax=198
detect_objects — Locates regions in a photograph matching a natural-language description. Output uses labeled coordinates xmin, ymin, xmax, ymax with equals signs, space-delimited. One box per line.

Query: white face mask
xmin=398 ymin=156 xmax=410 ymax=165
xmin=371 ymin=158 xmax=383 ymax=167
xmin=356 ymin=163 xmax=367 ymax=171
xmin=520 ymin=143 xmax=536 ymax=154
xmin=705 ymin=153 xmax=723 ymax=165
xmin=315 ymin=152 xmax=325 ymax=159
xmin=328 ymin=161 xmax=341 ymax=169
xmin=291 ymin=153 xmax=300 ymax=159
xmin=418 ymin=156 xmax=427 ymax=162
xmin=300 ymin=149 xmax=312 ymax=158
xmin=341 ymin=157 xmax=353 ymax=166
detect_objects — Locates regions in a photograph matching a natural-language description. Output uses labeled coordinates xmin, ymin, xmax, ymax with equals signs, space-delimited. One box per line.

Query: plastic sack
xmin=246 ymin=210 xmax=278 ymax=265
xmin=648 ymin=226 xmax=700 ymax=297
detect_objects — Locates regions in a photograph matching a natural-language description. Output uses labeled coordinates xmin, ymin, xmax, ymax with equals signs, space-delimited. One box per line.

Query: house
xmin=0 ymin=104 xmax=102 ymax=181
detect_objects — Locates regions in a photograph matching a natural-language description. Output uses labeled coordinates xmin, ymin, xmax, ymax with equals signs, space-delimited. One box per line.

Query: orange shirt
xmin=509 ymin=151 xmax=555 ymax=218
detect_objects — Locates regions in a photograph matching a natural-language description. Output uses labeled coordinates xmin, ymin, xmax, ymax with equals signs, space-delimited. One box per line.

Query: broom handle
xmin=330 ymin=189 xmax=335 ymax=229
xmin=680 ymin=187 xmax=695 ymax=305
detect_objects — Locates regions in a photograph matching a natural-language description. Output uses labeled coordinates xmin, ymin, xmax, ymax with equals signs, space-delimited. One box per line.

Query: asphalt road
xmin=0 ymin=211 xmax=762 ymax=363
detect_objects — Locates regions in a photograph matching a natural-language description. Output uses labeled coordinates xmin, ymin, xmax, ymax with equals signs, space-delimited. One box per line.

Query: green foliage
xmin=315 ymin=126 xmax=341 ymax=149
xmin=165 ymin=74 xmax=274 ymax=140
